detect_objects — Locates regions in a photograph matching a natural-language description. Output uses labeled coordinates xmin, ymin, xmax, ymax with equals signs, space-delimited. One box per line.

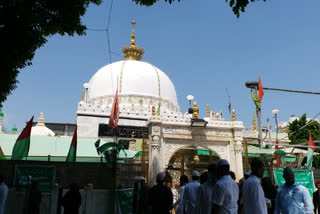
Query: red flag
xmin=11 ymin=116 xmax=34 ymax=160
xmin=66 ymin=126 xmax=77 ymax=162
xmin=0 ymin=146 xmax=5 ymax=160
xmin=109 ymin=89 xmax=119 ymax=130
xmin=309 ymin=131 xmax=315 ymax=152
xmin=258 ymin=76 xmax=264 ymax=101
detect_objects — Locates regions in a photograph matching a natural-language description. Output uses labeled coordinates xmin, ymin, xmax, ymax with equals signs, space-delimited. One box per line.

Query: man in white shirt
xmin=183 ymin=171 xmax=200 ymax=214
xmin=212 ymin=159 xmax=239 ymax=214
xmin=0 ymin=175 xmax=8 ymax=214
xmin=242 ymin=158 xmax=269 ymax=214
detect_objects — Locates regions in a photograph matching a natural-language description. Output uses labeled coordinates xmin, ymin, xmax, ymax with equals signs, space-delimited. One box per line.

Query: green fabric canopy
xmin=274 ymin=150 xmax=287 ymax=155
xmin=284 ymin=156 xmax=296 ymax=162
xmin=242 ymin=153 xmax=260 ymax=157
xmin=197 ymin=150 xmax=217 ymax=156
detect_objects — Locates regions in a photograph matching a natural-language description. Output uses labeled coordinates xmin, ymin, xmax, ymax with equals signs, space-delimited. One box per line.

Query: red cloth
xmin=316 ymin=180 xmax=320 ymax=185
xmin=309 ymin=131 xmax=315 ymax=152
xmin=258 ymin=76 xmax=264 ymax=101
xmin=108 ymin=89 xmax=119 ymax=130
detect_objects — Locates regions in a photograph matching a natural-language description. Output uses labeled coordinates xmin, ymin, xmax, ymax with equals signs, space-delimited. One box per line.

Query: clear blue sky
xmin=3 ymin=0 xmax=320 ymax=132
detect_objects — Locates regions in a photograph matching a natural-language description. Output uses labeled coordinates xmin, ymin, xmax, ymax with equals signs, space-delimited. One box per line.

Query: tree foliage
xmin=0 ymin=0 xmax=102 ymax=107
xmin=288 ymin=114 xmax=320 ymax=144
xmin=132 ymin=0 xmax=267 ymax=17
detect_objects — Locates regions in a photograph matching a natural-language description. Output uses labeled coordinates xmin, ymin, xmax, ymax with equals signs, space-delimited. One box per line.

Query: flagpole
xmin=111 ymin=127 xmax=117 ymax=214
xmin=253 ymin=88 xmax=264 ymax=149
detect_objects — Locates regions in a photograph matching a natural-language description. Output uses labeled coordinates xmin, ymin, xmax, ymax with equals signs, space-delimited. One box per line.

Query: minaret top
xmin=37 ymin=112 xmax=45 ymax=126
xmin=121 ymin=20 xmax=145 ymax=61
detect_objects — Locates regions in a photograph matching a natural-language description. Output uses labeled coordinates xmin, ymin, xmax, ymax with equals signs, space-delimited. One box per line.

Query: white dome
xmin=31 ymin=126 xmax=55 ymax=137
xmin=31 ymin=112 xmax=55 ymax=137
xmin=87 ymin=60 xmax=179 ymax=111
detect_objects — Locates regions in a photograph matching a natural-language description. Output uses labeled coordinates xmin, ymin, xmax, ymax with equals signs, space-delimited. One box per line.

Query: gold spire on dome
xmin=253 ymin=112 xmax=257 ymax=131
xmin=232 ymin=109 xmax=236 ymax=121
xmin=193 ymin=102 xmax=199 ymax=119
xmin=81 ymin=90 xmax=84 ymax=101
xmin=206 ymin=104 xmax=210 ymax=117
xmin=152 ymin=106 xmax=156 ymax=116
xmin=122 ymin=20 xmax=144 ymax=61
xmin=282 ymin=127 xmax=286 ymax=133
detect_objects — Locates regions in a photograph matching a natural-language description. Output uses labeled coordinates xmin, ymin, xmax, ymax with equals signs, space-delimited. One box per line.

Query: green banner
xmin=117 ymin=188 xmax=134 ymax=214
xmin=14 ymin=165 xmax=56 ymax=193
xmin=273 ymin=169 xmax=314 ymax=197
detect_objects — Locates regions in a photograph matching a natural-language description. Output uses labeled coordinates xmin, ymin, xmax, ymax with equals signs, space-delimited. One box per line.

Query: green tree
xmin=288 ymin=113 xmax=320 ymax=144
xmin=132 ymin=0 xmax=267 ymax=17
xmin=0 ymin=0 xmax=102 ymax=107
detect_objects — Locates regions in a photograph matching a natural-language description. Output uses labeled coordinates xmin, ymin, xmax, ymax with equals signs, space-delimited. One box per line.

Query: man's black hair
xmin=250 ymin=158 xmax=264 ymax=171
xmin=229 ymin=171 xmax=236 ymax=180
xmin=208 ymin=164 xmax=217 ymax=173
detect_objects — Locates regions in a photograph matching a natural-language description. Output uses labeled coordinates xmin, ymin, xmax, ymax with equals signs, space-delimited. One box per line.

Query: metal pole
xmin=243 ymin=139 xmax=249 ymax=173
xmin=275 ymin=114 xmax=278 ymax=133
xmin=254 ymin=88 xmax=264 ymax=149
xmin=267 ymin=118 xmax=272 ymax=145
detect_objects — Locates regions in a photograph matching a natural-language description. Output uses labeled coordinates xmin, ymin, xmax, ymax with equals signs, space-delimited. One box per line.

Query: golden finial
xmin=193 ymin=155 xmax=200 ymax=165
xmin=152 ymin=106 xmax=156 ymax=116
xmin=253 ymin=112 xmax=257 ymax=131
xmin=232 ymin=109 xmax=236 ymax=121
xmin=206 ymin=104 xmax=210 ymax=117
xmin=193 ymin=102 xmax=199 ymax=119
xmin=131 ymin=131 xmax=135 ymax=140
xmin=130 ymin=20 xmax=136 ymax=46
xmin=282 ymin=127 xmax=286 ymax=133
xmin=122 ymin=20 xmax=144 ymax=61
xmin=81 ymin=90 xmax=84 ymax=101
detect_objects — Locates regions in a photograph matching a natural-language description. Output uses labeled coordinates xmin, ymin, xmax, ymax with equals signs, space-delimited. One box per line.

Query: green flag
xmin=11 ymin=116 xmax=33 ymax=160
xmin=251 ymin=90 xmax=261 ymax=109
xmin=66 ymin=127 xmax=77 ymax=162
xmin=0 ymin=146 xmax=5 ymax=160
xmin=157 ymin=103 xmax=161 ymax=116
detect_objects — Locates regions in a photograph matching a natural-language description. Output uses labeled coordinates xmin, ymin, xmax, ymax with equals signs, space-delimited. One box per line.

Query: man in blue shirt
xmin=183 ymin=171 xmax=200 ymax=214
xmin=274 ymin=167 xmax=313 ymax=214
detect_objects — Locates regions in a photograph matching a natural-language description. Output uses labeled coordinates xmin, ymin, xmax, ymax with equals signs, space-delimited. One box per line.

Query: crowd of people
xmin=0 ymin=175 xmax=81 ymax=214
xmin=133 ymin=158 xmax=318 ymax=214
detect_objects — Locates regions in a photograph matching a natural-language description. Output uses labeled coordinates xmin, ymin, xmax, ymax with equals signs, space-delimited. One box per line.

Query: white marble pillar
xmin=148 ymin=124 xmax=161 ymax=185
xmin=234 ymin=141 xmax=244 ymax=181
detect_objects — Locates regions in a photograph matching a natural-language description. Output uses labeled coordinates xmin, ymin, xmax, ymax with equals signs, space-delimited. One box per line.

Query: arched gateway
xmin=148 ymin=115 xmax=244 ymax=184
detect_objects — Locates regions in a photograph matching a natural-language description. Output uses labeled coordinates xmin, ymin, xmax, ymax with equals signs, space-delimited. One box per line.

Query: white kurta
xmin=242 ymin=175 xmax=267 ymax=214
xmin=183 ymin=180 xmax=200 ymax=214
xmin=212 ymin=175 xmax=239 ymax=214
